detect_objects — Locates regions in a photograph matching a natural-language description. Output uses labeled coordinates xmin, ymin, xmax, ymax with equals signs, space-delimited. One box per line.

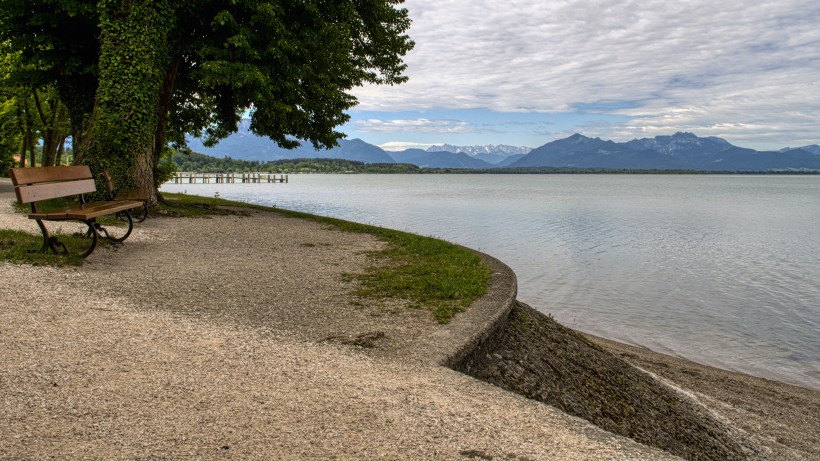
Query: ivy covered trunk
xmin=83 ymin=0 xmax=175 ymax=203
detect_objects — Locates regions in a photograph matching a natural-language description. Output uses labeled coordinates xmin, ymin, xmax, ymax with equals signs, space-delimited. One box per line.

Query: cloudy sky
xmin=340 ymin=0 xmax=820 ymax=151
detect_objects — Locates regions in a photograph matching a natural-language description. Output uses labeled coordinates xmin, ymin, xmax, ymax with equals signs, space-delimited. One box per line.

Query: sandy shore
xmin=587 ymin=335 xmax=819 ymax=460
xmin=0 ymin=177 xmax=817 ymax=460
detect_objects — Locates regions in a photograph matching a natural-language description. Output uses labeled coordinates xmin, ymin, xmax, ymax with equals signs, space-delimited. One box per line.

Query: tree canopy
xmin=0 ymin=0 xmax=413 ymax=197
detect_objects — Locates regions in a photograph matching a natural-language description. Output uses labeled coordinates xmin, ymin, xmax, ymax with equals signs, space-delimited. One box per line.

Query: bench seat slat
xmin=28 ymin=205 xmax=72 ymax=220
xmin=29 ymin=200 xmax=144 ymax=221
xmin=65 ymin=201 xmax=144 ymax=220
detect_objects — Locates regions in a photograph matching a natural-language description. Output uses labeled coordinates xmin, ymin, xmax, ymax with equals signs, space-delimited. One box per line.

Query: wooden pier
xmin=171 ymin=172 xmax=288 ymax=184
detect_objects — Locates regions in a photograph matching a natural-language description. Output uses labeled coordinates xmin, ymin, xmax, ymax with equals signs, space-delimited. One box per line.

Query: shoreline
xmin=588 ymin=332 xmax=818 ymax=392
xmin=2 ymin=176 xmax=812 ymax=391
xmin=551 ymin=323 xmax=819 ymax=393
xmin=2 ymin=177 xmax=819 ymax=459
xmin=587 ymin=334 xmax=820 ymax=459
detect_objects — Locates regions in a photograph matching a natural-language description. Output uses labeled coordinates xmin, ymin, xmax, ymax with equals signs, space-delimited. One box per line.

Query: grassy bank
xmin=160 ymin=193 xmax=492 ymax=323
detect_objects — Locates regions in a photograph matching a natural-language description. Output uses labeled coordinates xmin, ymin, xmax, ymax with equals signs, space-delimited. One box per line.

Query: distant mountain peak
xmin=511 ymin=132 xmax=820 ymax=171
xmin=625 ymin=132 xmax=733 ymax=158
xmin=426 ymin=144 xmax=532 ymax=156
xmin=780 ymin=145 xmax=820 ymax=155
xmin=671 ymin=131 xmax=698 ymax=138
xmin=565 ymin=133 xmax=603 ymax=144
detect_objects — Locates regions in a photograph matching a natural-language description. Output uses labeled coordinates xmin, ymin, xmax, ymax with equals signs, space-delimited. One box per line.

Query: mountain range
xmin=510 ymin=132 xmax=820 ymax=171
xmin=186 ymin=124 xmax=820 ymax=172
xmin=186 ymin=120 xmax=396 ymax=164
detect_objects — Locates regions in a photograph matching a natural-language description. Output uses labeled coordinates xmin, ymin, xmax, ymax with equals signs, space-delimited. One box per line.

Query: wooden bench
xmin=10 ymin=165 xmax=145 ymax=258
xmin=101 ymin=170 xmax=149 ymax=222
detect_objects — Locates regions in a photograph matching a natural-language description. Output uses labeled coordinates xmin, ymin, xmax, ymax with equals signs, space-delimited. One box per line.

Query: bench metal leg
xmin=35 ymin=219 xmax=99 ymax=258
xmin=112 ymin=201 xmax=147 ymax=222
xmin=34 ymin=219 xmax=51 ymax=253
xmin=132 ymin=202 xmax=148 ymax=223
xmin=94 ymin=210 xmax=134 ymax=243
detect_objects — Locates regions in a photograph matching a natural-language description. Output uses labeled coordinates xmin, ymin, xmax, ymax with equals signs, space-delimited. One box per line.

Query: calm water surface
xmin=162 ymin=175 xmax=820 ymax=389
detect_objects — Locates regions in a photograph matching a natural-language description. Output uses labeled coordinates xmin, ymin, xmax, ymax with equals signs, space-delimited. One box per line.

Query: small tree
xmin=31 ymin=87 xmax=71 ymax=166
xmin=0 ymin=44 xmax=37 ymax=169
xmin=0 ymin=98 xmax=17 ymax=175
xmin=1 ymin=40 xmax=72 ymax=172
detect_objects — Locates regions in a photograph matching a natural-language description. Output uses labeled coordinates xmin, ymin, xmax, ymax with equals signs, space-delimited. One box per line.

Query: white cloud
xmin=378 ymin=141 xmax=435 ymax=151
xmin=352 ymin=0 xmax=820 ymax=148
xmin=355 ymin=118 xmax=473 ymax=133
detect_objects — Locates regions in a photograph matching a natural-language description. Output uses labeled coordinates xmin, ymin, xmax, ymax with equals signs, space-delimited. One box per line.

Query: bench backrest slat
xmin=10 ymin=165 xmax=93 ymax=185
xmin=14 ymin=179 xmax=96 ymax=204
xmin=10 ymin=166 xmax=97 ymax=204
xmin=101 ymin=170 xmax=116 ymax=195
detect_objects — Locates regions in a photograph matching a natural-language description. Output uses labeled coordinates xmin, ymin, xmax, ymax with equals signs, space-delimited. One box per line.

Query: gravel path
xmin=0 ymin=179 xmax=677 ymax=460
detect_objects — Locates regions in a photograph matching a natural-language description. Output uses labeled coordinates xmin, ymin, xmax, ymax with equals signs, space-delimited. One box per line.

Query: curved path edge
xmin=436 ymin=250 xmax=518 ymax=368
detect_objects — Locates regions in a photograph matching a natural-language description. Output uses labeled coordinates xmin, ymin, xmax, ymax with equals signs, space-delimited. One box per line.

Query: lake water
xmin=161 ymin=174 xmax=820 ymax=390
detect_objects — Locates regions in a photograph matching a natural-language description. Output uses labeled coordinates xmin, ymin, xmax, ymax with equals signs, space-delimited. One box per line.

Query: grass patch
xmin=155 ymin=192 xmax=269 ymax=217
xmin=352 ymin=231 xmax=490 ymax=323
xmin=161 ymin=192 xmax=492 ymax=323
xmin=0 ymin=229 xmax=83 ymax=266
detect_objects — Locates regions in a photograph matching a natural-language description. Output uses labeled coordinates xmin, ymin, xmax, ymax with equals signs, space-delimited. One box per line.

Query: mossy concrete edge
xmin=433 ymin=248 xmax=518 ymax=368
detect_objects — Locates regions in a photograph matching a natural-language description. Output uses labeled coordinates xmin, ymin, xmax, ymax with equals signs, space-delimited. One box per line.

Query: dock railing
xmin=171 ymin=172 xmax=288 ymax=184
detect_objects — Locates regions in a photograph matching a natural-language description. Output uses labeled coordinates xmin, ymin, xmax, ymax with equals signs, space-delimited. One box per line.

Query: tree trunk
xmin=42 ymin=131 xmax=60 ymax=166
xmin=32 ymin=90 xmax=57 ymax=166
xmin=135 ymin=140 xmax=156 ymax=202
xmin=26 ymin=128 xmax=36 ymax=168
xmin=72 ymin=126 xmax=85 ymax=165
xmin=17 ymin=138 xmax=26 ymax=168
xmin=24 ymin=105 xmax=36 ymax=167
xmin=147 ymin=55 xmax=181 ymax=204
xmin=84 ymin=0 xmax=175 ymax=204
xmin=15 ymin=105 xmax=26 ymax=167
xmin=56 ymin=138 xmax=66 ymax=165
xmin=39 ymin=96 xmax=65 ymax=167
xmin=43 ymin=101 xmax=68 ymax=166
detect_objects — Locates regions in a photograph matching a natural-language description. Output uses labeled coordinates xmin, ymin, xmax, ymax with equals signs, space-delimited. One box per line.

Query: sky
xmin=339 ymin=0 xmax=820 ymax=151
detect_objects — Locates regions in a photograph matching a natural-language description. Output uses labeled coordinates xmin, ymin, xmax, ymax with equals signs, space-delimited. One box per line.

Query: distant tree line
xmin=169 ymin=151 xmax=819 ymax=176
xmin=171 ymin=151 xmax=421 ymax=174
